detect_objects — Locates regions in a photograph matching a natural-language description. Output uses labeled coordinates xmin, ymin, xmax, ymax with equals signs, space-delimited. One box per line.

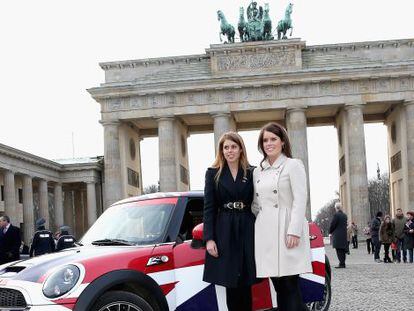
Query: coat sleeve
xmin=11 ymin=227 xmax=21 ymax=257
xmin=251 ymin=167 xmax=260 ymax=217
xmin=329 ymin=214 xmax=338 ymax=234
xmin=287 ymin=159 xmax=308 ymax=237
xmin=203 ymin=168 xmax=218 ymax=242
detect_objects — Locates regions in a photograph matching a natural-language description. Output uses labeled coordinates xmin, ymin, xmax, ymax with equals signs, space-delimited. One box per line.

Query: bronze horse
xmin=217 ymin=10 xmax=235 ymax=43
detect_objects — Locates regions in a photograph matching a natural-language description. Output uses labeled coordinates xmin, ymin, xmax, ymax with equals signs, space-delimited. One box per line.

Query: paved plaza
xmin=325 ymin=242 xmax=414 ymax=311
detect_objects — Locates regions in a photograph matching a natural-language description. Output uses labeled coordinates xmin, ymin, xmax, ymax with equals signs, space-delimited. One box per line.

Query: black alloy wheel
xmin=91 ymin=290 xmax=154 ymax=311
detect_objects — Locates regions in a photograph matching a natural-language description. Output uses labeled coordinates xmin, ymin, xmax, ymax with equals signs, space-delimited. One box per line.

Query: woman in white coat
xmin=252 ymin=122 xmax=312 ymax=311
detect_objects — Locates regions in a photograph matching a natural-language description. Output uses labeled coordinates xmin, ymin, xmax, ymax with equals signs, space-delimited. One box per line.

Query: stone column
xmin=101 ymin=120 xmax=122 ymax=208
xmin=54 ymin=183 xmax=64 ymax=230
xmin=4 ymin=170 xmax=16 ymax=219
xmin=86 ymin=182 xmax=97 ymax=227
xmin=345 ymin=104 xmax=370 ymax=231
xmin=212 ymin=113 xmax=236 ymax=151
xmin=405 ymin=101 xmax=414 ymax=209
xmin=158 ymin=117 xmax=177 ymax=192
xmin=22 ymin=175 xmax=35 ymax=244
xmin=63 ymin=190 xmax=74 ymax=230
xmin=38 ymin=179 xmax=49 ymax=227
xmin=285 ymin=107 xmax=311 ymax=220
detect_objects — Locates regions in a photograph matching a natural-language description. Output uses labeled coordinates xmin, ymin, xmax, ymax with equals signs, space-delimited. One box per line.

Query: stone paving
xmin=325 ymin=242 xmax=414 ymax=311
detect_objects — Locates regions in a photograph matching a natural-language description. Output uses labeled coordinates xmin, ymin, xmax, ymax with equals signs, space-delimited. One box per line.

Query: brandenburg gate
xmin=88 ymin=38 xmax=414 ymax=231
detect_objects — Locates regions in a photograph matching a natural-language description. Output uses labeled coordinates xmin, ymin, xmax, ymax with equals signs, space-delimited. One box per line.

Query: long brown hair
xmin=257 ymin=122 xmax=292 ymax=169
xmin=212 ymin=132 xmax=249 ymax=182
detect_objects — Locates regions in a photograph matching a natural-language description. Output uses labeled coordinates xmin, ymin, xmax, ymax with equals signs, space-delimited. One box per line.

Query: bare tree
xmin=368 ymin=172 xmax=390 ymax=218
xmin=143 ymin=184 xmax=159 ymax=194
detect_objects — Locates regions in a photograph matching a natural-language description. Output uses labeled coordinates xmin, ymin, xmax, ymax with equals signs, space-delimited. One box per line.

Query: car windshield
xmin=80 ymin=199 xmax=175 ymax=245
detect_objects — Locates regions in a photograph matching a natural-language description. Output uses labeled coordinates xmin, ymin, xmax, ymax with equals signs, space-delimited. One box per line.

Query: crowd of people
xmin=330 ymin=206 xmax=414 ymax=267
xmin=0 ymin=215 xmax=76 ymax=265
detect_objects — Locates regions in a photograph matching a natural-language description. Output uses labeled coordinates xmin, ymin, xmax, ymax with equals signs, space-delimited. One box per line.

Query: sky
xmin=1 ymin=0 xmax=413 ymax=219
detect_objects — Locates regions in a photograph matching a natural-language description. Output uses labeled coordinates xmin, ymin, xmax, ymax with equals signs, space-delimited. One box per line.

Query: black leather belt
xmin=222 ymin=202 xmax=246 ymax=210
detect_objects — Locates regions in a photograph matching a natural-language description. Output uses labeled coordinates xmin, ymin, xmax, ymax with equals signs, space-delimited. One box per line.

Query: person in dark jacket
xmin=329 ymin=202 xmax=348 ymax=268
xmin=379 ymin=215 xmax=395 ymax=263
xmin=371 ymin=211 xmax=384 ymax=262
xmin=393 ymin=208 xmax=407 ymax=263
xmin=203 ymin=132 xmax=256 ymax=311
xmin=29 ymin=218 xmax=55 ymax=257
xmin=403 ymin=211 xmax=414 ymax=263
xmin=55 ymin=226 xmax=76 ymax=251
xmin=0 ymin=215 xmax=21 ymax=264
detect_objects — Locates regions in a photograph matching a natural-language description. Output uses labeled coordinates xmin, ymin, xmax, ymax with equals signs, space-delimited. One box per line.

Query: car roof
xmin=111 ymin=190 xmax=204 ymax=206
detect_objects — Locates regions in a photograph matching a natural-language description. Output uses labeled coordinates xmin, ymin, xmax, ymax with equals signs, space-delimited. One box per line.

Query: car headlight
xmin=42 ymin=265 xmax=81 ymax=299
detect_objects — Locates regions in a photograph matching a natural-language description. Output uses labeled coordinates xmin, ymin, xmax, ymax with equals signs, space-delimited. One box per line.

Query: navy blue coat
xmin=329 ymin=210 xmax=348 ymax=249
xmin=0 ymin=224 xmax=21 ymax=264
xmin=29 ymin=230 xmax=55 ymax=257
xmin=203 ymin=165 xmax=257 ymax=288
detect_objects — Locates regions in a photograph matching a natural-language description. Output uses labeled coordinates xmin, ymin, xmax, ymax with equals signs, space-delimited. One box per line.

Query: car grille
xmin=0 ymin=288 xmax=27 ymax=307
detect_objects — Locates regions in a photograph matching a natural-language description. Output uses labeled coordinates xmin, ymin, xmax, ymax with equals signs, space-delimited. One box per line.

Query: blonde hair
xmin=212 ymin=132 xmax=250 ymax=182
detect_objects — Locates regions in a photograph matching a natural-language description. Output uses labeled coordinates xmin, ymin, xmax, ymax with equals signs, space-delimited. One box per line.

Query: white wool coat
xmin=252 ymin=154 xmax=312 ymax=277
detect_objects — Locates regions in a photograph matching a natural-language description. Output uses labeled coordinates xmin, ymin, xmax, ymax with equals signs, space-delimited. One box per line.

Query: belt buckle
xmin=234 ymin=202 xmax=243 ymax=210
xmin=226 ymin=203 xmax=234 ymax=209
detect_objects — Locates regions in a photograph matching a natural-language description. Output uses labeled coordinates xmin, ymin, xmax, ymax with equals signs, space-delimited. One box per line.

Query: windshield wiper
xmin=91 ymin=239 xmax=135 ymax=246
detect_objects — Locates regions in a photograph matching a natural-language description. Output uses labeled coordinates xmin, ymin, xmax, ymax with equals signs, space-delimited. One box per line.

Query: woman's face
xmin=262 ymin=130 xmax=284 ymax=159
xmin=385 ymin=217 xmax=390 ymax=223
xmin=222 ymin=139 xmax=241 ymax=165
xmin=407 ymin=214 xmax=413 ymax=221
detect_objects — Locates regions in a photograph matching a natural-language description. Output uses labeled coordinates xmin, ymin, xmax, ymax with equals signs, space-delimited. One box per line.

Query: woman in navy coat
xmin=203 ymin=132 xmax=256 ymax=311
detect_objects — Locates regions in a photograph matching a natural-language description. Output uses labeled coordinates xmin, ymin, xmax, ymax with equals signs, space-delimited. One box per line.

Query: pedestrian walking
xmin=393 ymin=208 xmax=407 ymax=263
xmin=379 ymin=215 xmax=394 ymax=263
xmin=351 ymin=222 xmax=358 ymax=249
xmin=329 ymin=202 xmax=348 ymax=268
xmin=363 ymin=222 xmax=373 ymax=254
xmin=371 ymin=211 xmax=383 ymax=263
xmin=346 ymin=222 xmax=352 ymax=255
xmin=403 ymin=211 xmax=414 ymax=263
xmin=0 ymin=215 xmax=21 ymax=264
xmin=252 ymin=122 xmax=311 ymax=311
xmin=203 ymin=132 xmax=256 ymax=311
xmin=29 ymin=218 xmax=55 ymax=257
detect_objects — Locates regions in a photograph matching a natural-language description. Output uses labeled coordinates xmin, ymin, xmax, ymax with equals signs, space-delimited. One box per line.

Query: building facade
xmin=89 ymin=38 xmax=414 ymax=232
xmin=0 ymin=143 xmax=103 ymax=243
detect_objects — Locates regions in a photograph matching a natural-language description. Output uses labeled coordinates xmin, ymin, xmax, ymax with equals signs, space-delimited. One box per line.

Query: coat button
xmin=273 ymin=190 xmax=277 ymax=194
xmin=256 ymin=193 xmax=259 ymax=197
xmin=274 ymin=204 xmax=278 ymax=208
xmin=257 ymin=179 xmax=260 ymax=183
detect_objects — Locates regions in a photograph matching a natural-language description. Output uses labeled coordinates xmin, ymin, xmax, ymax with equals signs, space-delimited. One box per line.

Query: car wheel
xmin=306 ymin=273 xmax=331 ymax=311
xmin=91 ymin=290 xmax=154 ymax=311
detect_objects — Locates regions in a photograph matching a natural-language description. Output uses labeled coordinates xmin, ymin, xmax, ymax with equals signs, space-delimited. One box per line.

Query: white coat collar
xmin=262 ymin=153 xmax=288 ymax=170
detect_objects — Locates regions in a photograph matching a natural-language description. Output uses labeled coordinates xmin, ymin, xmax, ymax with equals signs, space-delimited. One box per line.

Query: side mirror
xmin=191 ymin=223 xmax=205 ymax=249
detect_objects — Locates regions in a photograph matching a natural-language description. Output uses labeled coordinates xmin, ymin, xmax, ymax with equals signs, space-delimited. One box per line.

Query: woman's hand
xmin=286 ymin=234 xmax=300 ymax=249
xmin=206 ymin=240 xmax=219 ymax=257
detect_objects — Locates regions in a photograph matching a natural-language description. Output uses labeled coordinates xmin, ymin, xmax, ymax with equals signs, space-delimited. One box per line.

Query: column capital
xmin=403 ymin=100 xmax=414 ymax=107
xmin=4 ymin=168 xmax=16 ymax=175
xmin=99 ymin=119 xmax=120 ymax=127
xmin=344 ymin=103 xmax=364 ymax=111
xmin=53 ymin=182 xmax=63 ymax=187
xmin=156 ymin=116 xmax=175 ymax=123
xmin=210 ymin=112 xmax=232 ymax=119
xmin=286 ymin=106 xmax=308 ymax=113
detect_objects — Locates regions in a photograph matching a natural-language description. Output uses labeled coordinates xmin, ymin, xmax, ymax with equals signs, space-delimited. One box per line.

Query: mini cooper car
xmin=0 ymin=191 xmax=331 ymax=311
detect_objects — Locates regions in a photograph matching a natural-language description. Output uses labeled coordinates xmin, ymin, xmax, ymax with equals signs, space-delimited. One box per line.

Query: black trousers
xmin=352 ymin=235 xmax=358 ymax=248
xmin=366 ymin=238 xmax=373 ymax=254
xmin=226 ymin=285 xmax=252 ymax=311
xmin=271 ymin=275 xmax=309 ymax=311
xmin=335 ymin=248 xmax=346 ymax=267
xmin=372 ymin=237 xmax=381 ymax=260
xmin=383 ymin=243 xmax=391 ymax=261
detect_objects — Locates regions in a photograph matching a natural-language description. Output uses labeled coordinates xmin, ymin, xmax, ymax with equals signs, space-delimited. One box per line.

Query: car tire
xmin=91 ymin=290 xmax=154 ymax=311
xmin=306 ymin=273 xmax=332 ymax=311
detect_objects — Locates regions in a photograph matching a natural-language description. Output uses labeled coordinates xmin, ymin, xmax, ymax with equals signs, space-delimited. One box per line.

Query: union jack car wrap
xmin=0 ymin=192 xmax=331 ymax=311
